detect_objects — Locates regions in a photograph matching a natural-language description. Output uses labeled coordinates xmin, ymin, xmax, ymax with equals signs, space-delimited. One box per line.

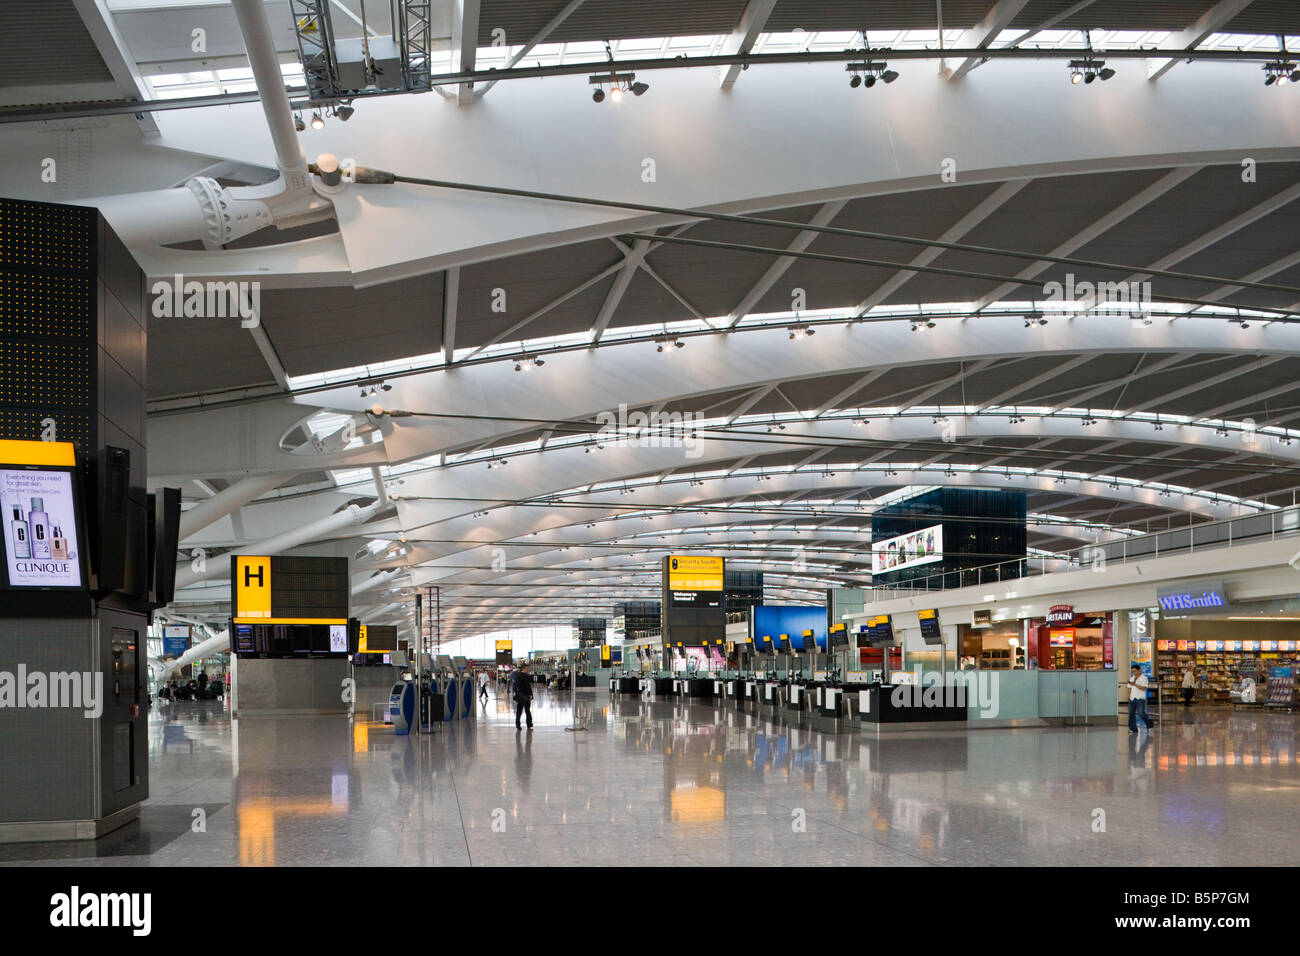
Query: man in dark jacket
xmin=513 ymin=663 xmax=534 ymax=730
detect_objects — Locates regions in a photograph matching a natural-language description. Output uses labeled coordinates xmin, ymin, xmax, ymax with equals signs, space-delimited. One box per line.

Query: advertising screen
xmin=1 ymin=467 xmax=84 ymax=589
xmin=872 ymin=524 xmax=943 ymax=575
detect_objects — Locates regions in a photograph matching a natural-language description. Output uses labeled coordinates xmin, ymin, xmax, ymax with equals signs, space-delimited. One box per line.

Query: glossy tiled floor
xmin=5 ymin=689 xmax=1300 ymax=866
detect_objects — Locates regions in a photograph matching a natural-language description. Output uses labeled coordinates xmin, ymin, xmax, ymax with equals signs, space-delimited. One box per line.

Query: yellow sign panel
xmin=601 ymin=644 xmax=611 ymax=661
xmin=234 ymin=556 xmax=272 ymax=619
xmin=358 ymin=624 xmax=368 ymax=652
xmin=667 ymin=555 xmax=724 ymax=591
xmin=918 ymin=608 xmax=938 ymax=622
xmin=495 ymin=640 xmax=512 ymax=652
xmin=0 ymin=439 xmax=76 ymax=467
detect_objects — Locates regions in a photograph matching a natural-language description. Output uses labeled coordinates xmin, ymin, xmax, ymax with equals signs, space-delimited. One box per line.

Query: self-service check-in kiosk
xmin=451 ymin=656 xmax=474 ymax=719
xmin=390 ymin=679 xmax=416 ymax=734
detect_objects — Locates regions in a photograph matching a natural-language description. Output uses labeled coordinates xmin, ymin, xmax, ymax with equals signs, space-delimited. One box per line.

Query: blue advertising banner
xmin=162 ymin=636 xmax=190 ymax=660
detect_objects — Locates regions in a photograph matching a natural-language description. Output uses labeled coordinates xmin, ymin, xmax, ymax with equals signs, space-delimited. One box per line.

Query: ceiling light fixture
xmin=310 ymin=111 xmax=325 ymax=130
xmin=787 ymin=324 xmax=815 ymax=340
xmin=334 ymin=100 xmax=355 ymax=121
xmin=910 ymin=319 xmax=936 ymax=331
xmin=293 ymin=112 xmax=306 ymax=132
xmin=846 ymin=59 xmax=897 ymax=88
xmin=514 ymin=354 xmax=545 ymax=372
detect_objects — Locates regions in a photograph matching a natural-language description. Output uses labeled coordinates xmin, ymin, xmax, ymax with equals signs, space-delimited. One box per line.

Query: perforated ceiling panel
xmin=0 ymin=0 xmax=112 ymax=87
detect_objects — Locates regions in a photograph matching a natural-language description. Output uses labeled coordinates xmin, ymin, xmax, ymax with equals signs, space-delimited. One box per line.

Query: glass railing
xmin=870 ymin=505 xmax=1300 ymax=599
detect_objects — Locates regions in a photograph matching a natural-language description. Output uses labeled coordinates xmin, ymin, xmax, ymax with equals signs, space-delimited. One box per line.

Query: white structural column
xmin=942 ymin=0 xmax=1031 ymax=81
xmin=1148 ymin=0 xmax=1257 ymax=81
xmin=179 ymin=472 xmax=295 ymax=541
xmin=175 ymin=500 xmax=385 ymax=588
xmin=456 ymin=0 xmax=482 ymax=105
xmin=719 ymin=0 xmax=779 ymax=90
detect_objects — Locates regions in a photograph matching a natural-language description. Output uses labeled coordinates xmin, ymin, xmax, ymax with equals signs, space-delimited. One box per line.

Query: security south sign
xmin=667 ymin=555 xmax=724 ymax=591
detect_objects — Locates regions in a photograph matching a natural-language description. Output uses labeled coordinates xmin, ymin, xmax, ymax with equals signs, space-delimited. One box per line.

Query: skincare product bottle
xmin=10 ymin=504 xmax=30 ymax=559
xmin=51 ymin=525 xmax=68 ymax=561
xmin=28 ymin=497 xmax=50 ymax=559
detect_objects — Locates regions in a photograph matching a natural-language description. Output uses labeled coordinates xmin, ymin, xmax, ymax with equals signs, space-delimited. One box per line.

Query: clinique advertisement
xmin=1 ymin=469 xmax=82 ymax=588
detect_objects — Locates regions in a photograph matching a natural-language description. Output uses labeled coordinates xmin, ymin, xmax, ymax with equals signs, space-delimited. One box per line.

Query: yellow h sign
xmin=234 ymin=556 xmax=272 ymax=619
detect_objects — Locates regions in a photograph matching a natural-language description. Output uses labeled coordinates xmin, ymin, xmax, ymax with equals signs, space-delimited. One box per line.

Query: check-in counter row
xmin=610 ymin=671 xmax=1120 ymax=727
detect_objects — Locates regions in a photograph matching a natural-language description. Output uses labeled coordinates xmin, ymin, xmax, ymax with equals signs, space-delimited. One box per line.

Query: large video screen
xmin=872 ymin=524 xmax=943 ymax=575
xmin=1 ymin=467 xmax=84 ymax=589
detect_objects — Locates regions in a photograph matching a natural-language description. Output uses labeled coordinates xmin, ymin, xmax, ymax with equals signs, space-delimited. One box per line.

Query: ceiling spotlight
xmin=310 ymin=111 xmax=325 ymax=130
xmin=1099 ymin=67 xmax=1116 ymax=81
xmin=514 ymin=355 xmax=545 ymax=372
xmin=1265 ymin=73 xmax=1278 ymax=87
xmin=592 ymin=88 xmax=606 ymax=103
xmin=910 ymin=319 xmax=936 ymax=331
xmin=335 ymin=101 xmax=355 ymax=121
xmin=1070 ymin=70 xmax=1083 ymax=85
xmin=631 ymin=81 xmax=649 ymax=96
xmin=864 ymin=74 xmax=877 ymax=88
xmin=787 ymin=324 xmax=815 ymax=339
xmin=293 ymin=113 xmax=306 ymax=132
xmin=610 ymin=86 xmax=624 ymax=103
xmin=1024 ymin=311 xmax=1047 ymax=328
xmin=850 ymin=74 xmax=862 ymax=88
xmin=1084 ymin=71 xmax=1096 ymax=84
xmin=881 ymin=70 xmax=899 ymax=84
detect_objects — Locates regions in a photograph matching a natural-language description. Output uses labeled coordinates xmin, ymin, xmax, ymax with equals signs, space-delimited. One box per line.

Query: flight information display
xmin=918 ymin=608 xmax=943 ymax=645
xmin=232 ymin=621 xmax=357 ymax=658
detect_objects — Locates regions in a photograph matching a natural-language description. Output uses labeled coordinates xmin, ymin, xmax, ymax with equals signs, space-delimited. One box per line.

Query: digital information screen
xmin=918 ymin=608 xmax=943 ymax=645
xmin=232 ymin=622 xmax=354 ymax=657
xmin=0 ymin=466 xmax=84 ymax=588
xmin=829 ymin=625 xmax=850 ymax=648
xmin=665 ymin=555 xmax=724 ymax=609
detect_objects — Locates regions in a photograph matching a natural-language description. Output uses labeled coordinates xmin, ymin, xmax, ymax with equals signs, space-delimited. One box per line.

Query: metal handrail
xmin=870 ymin=504 xmax=1300 ymax=598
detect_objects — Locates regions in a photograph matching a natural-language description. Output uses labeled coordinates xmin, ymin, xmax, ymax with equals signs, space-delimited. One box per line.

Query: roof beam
xmin=942 ymin=0 xmax=1032 ymax=81
xmin=999 ymin=0 xmax=1102 ymax=49
xmin=896 ymin=359 xmax=999 ymax=412
xmin=72 ymin=0 xmax=159 ymax=136
xmin=976 ymin=355 xmax=1094 ymax=410
xmin=726 ymin=200 xmax=848 ymax=327
xmin=443 ymin=266 xmax=459 ymax=364
xmin=455 ymin=0 xmax=482 ymax=105
xmin=972 ymin=167 xmax=1201 ymax=309
xmin=591 ymin=238 xmax=652 ymax=343
xmin=719 ymin=0 xmax=779 ymax=90
xmin=1047 ymin=353 xmax=1191 ymax=414
xmin=854 ymin=179 xmax=1031 ymax=315
xmin=477 ymin=0 xmax=586 ymax=98
xmin=1147 ymin=0 xmax=1256 ymax=81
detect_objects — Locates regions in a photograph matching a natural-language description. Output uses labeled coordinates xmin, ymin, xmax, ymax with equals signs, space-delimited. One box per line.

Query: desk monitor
xmin=452 ymin=655 xmax=468 ymax=674
xmin=419 ymin=653 xmax=435 ymax=673
xmin=918 ymin=608 xmax=943 ymax=645
xmin=436 ymin=654 xmax=454 ymax=673
xmin=392 ymin=651 xmax=409 ymax=669
xmin=757 ymin=635 xmax=775 ymax=655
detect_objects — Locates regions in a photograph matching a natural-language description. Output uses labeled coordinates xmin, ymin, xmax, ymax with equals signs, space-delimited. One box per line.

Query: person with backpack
xmin=513 ymin=663 xmax=534 ymax=730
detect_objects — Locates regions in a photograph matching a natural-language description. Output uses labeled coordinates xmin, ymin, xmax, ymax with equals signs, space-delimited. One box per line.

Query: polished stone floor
xmin=4 ymin=689 xmax=1300 ymax=866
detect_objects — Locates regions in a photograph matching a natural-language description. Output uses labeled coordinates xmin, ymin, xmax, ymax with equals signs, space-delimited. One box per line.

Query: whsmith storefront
xmin=1151 ymin=579 xmax=1300 ymax=708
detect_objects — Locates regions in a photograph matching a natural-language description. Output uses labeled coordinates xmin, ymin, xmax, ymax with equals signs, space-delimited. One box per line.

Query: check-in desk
xmin=857 ymin=684 xmax=968 ymax=724
xmin=786 ymin=682 xmax=812 ymax=715
xmin=689 ymin=678 xmax=716 ymax=701
xmin=654 ymin=677 xmax=675 ymax=698
xmin=759 ymin=681 xmax=783 ymax=709
xmin=617 ymin=677 xmax=641 ymax=694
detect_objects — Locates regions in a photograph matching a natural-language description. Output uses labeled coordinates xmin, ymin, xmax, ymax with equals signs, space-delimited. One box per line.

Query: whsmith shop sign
xmin=1156 ymin=580 xmax=1228 ymax=616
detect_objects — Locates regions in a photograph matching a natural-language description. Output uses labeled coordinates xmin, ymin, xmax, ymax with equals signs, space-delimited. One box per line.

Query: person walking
xmin=478 ymin=668 xmax=490 ymax=704
xmin=513 ymin=663 xmax=534 ymax=730
xmin=1181 ymin=665 xmax=1197 ymax=707
xmin=1127 ymin=664 xmax=1155 ymax=733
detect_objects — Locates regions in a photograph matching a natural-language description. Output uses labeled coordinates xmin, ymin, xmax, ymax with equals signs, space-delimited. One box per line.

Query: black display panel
xmin=829 ymin=627 xmax=850 ymax=648
xmin=231 ymin=620 xmax=358 ymax=658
